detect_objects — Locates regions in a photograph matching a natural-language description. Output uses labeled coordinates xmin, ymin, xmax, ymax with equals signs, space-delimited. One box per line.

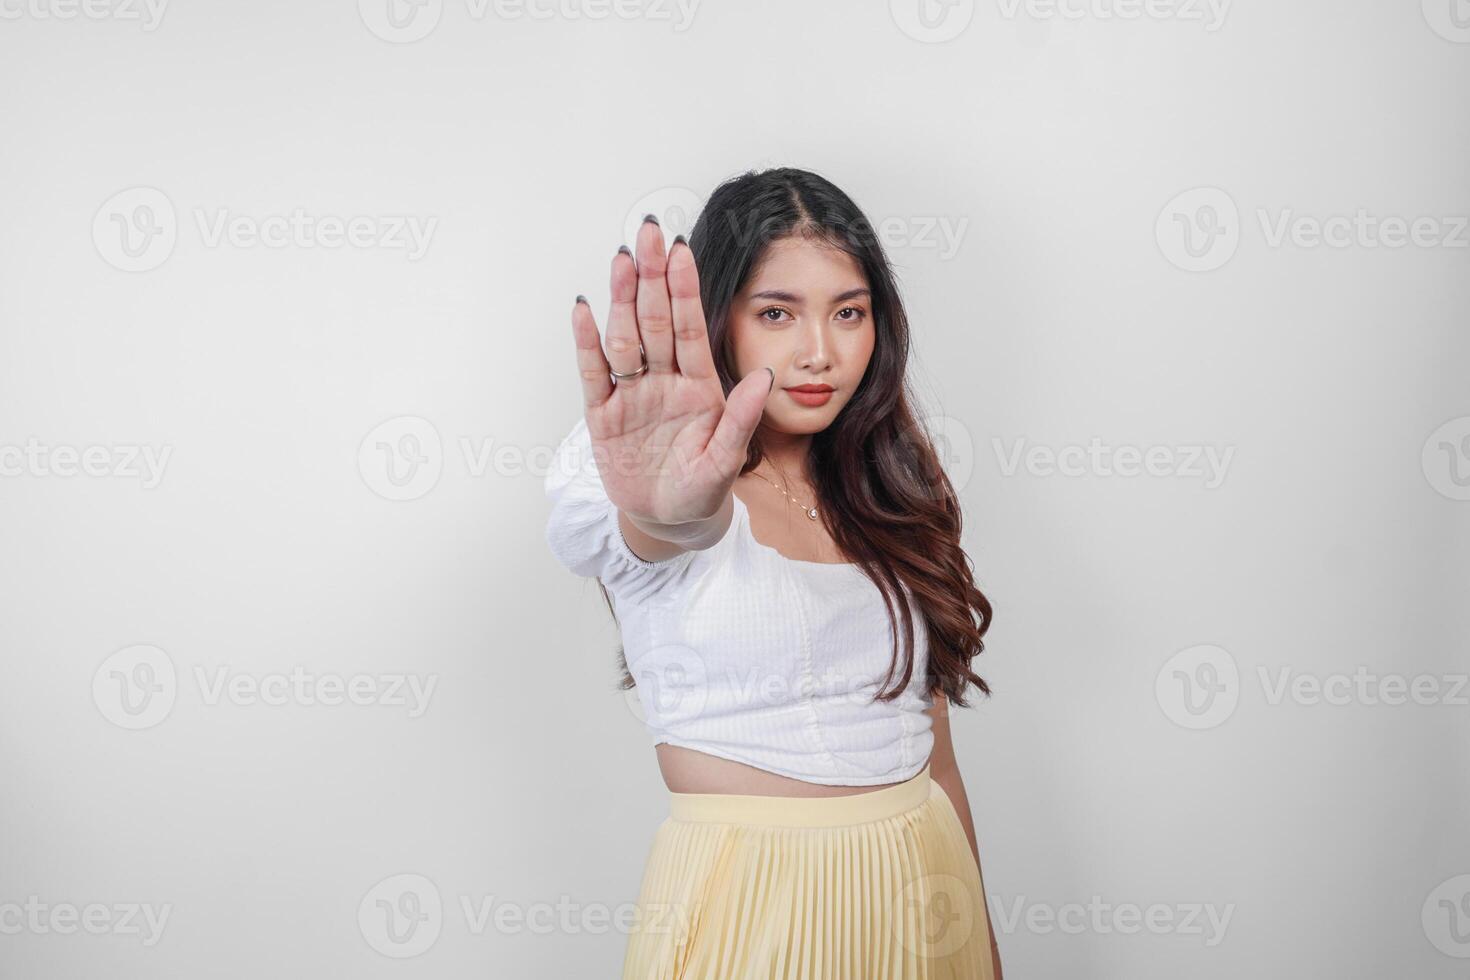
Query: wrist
xmin=628 ymin=492 xmax=733 ymax=551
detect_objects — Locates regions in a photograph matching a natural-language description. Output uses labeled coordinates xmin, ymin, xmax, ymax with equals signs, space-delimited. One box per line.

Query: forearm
xmin=932 ymin=765 xmax=1004 ymax=979
xmin=932 ymin=765 xmax=981 ymax=869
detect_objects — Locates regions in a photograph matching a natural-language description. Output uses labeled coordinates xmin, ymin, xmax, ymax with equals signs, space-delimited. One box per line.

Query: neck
xmin=755 ymin=424 xmax=814 ymax=485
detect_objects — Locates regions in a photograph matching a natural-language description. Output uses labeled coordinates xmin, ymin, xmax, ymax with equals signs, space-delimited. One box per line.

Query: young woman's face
xmin=727 ymin=235 xmax=876 ymax=435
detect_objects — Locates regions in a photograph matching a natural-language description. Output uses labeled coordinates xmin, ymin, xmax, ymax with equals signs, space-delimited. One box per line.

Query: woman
xmin=545 ymin=167 xmax=1002 ymax=978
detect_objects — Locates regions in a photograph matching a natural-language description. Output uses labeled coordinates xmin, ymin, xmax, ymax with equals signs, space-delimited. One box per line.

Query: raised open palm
xmin=569 ymin=216 xmax=773 ymax=528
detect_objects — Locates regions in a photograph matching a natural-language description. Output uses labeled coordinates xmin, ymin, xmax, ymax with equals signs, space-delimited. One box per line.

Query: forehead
xmin=740 ymin=236 xmax=866 ymax=296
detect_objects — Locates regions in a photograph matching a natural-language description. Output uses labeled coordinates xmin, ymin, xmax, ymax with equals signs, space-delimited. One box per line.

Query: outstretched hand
xmin=568 ymin=216 xmax=773 ymax=529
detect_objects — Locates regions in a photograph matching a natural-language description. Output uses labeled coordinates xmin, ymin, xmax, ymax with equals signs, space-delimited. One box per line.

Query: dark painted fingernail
xmin=672 ymin=234 xmax=687 ymax=247
xmin=617 ymin=244 xmax=632 ymax=256
xmin=642 ymin=213 xmax=659 ymax=226
xmin=575 ymin=294 xmax=587 ymax=306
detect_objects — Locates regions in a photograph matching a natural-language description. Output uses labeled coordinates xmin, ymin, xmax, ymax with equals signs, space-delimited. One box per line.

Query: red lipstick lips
xmin=783 ymin=383 xmax=835 ymax=407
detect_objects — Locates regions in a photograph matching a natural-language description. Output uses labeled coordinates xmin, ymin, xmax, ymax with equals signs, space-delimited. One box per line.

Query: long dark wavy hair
xmin=600 ymin=166 xmax=993 ymax=708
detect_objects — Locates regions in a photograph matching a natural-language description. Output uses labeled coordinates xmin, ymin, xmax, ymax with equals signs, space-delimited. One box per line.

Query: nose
xmin=794 ymin=319 xmax=832 ymax=373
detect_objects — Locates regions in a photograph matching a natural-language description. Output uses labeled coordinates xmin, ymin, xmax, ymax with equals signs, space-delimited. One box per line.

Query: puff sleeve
xmin=543 ymin=416 xmax=693 ymax=595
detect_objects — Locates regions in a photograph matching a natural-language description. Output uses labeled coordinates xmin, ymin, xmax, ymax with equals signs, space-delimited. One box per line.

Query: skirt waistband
xmin=667 ymin=762 xmax=932 ymax=828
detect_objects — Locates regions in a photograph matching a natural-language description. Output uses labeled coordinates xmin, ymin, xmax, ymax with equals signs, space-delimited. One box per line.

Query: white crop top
xmin=543 ymin=416 xmax=935 ymax=787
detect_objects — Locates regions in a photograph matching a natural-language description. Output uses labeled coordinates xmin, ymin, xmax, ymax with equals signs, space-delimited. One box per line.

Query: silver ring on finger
xmin=609 ymin=343 xmax=650 ymax=382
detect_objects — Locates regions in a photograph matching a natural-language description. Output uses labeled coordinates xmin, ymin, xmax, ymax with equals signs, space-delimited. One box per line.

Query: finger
xmin=706 ymin=367 xmax=774 ymax=476
xmin=604 ymin=245 xmax=644 ymax=380
xmin=633 ymin=215 xmax=676 ymax=374
xmin=667 ymin=236 xmax=718 ymax=381
xmin=571 ymin=296 xmax=614 ymax=411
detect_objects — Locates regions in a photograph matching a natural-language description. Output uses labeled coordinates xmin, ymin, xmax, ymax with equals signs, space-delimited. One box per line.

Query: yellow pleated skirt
xmin=620 ymin=762 xmax=995 ymax=979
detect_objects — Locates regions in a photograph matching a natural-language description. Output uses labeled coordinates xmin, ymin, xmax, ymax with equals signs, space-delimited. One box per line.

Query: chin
xmin=764 ymin=407 xmax=842 ymax=436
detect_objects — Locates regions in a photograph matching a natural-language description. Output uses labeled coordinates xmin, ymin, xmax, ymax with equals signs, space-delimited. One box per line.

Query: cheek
xmin=729 ymin=320 xmax=779 ymax=375
xmin=840 ymin=325 xmax=877 ymax=371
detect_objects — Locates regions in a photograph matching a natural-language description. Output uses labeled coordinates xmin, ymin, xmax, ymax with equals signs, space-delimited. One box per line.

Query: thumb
xmin=708 ymin=366 xmax=774 ymax=470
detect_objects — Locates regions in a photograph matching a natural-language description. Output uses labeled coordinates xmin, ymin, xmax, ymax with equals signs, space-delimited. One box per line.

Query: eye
xmin=835 ymin=306 xmax=867 ymax=322
xmin=758 ymin=307 xmax=792 ymax=323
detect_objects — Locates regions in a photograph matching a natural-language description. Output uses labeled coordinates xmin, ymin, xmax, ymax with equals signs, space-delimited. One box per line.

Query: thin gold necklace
xmin=749 ymin=470 xmax=819 ymax=520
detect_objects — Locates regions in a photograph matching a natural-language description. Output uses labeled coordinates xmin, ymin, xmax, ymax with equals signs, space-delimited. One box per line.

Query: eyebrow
xmin=748 ymin=287 xmax=871 ymax=304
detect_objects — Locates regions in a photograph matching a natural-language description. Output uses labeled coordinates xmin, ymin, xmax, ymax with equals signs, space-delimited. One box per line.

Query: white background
xmin=1 ymin=0 xmax=1467 ymax=976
